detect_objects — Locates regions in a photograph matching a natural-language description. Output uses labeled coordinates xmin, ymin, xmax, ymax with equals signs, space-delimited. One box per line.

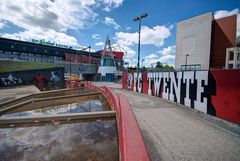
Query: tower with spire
xmin=97 ymin=35 xmax=116 ymax=81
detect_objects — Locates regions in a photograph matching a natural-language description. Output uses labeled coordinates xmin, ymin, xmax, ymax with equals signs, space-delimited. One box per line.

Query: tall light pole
xmin=185 ymin=54 xmax=189 ymax=70
xmin=88 ymin=45 xmax=91 ymax=63
xmin=70 ymin=54 xmax=72 ymax=77
xmin=134 ymin=13 xmax=148 ymax=80
xmin=142 ymin=59 xmax=145 ymax=68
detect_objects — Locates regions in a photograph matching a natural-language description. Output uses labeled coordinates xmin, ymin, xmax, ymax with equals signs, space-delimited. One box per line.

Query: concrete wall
xmin=175 ymin=12 xmax=213 ymax=70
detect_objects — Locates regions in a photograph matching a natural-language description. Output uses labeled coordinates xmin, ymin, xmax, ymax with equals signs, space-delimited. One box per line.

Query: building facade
xmin=175 ymin=12 xmax=237 ymax=70
xmin=176 ymin=12 xmax=213 ymax=70
xmin=0 ymin=37 xmax=124 ymax=72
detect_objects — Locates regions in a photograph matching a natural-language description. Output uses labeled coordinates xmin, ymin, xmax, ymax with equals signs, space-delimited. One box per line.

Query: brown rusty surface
xmin=0 ymin=87 xmax=92 ymax=108
xmin=3 ymin=94 xmax=103 ymax=114
xmin=210 ymin=15 xmax=237 ymax=69
xmin=0 ymin=119 xmax=119 ymax=161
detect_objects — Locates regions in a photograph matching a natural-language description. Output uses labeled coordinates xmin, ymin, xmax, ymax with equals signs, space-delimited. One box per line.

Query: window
xmin=181 ymin=64 xmax=201 ymax=71
xmin=100 ymin=58 xmax=115 ymax=66
xmin=11 ymin=45 xmax=14 ymax=49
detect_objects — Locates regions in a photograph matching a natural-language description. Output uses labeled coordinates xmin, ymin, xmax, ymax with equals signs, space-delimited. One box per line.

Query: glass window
xmin=181 ymin=64 xmax=201 ymax=71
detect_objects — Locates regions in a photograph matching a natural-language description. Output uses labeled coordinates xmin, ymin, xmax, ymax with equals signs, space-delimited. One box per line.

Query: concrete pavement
xmin=0 ymin=85 xmax=40 ymax=102
xmin=1 ymin=83 xmax=240 ymax=161
xmin=93 ymin=82 xmax=240 ymax=161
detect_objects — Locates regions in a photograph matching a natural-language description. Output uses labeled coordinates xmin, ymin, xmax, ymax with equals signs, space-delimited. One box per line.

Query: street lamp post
xmin=142 ymin=59 xmax=145 ymax=68
xmin=185 ymin=54 xmax=189 ymax=70
xmin=69 ymin=54 xmax=72 ymax=77
xmin=134 ymin=13 xmax=148 ymax=80
xmin=88 ymin=45 xmax=91 ymax=63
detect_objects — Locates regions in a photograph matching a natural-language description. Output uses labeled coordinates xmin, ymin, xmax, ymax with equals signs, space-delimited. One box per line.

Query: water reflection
xmin=1 ymin=99 xmax=110 ymax=118
xmin=0 ymin=119 xmax=118 ymax=161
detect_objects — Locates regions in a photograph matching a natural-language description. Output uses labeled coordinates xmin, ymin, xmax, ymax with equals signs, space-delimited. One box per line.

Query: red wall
xmin=64 ymin=53 xmax=100 ymax=63
xmin=210 ymin=15 xmax=237 ymax=69
xmin=211 ymin=70 xmax=240 ymax=123
xmin=64 ymin=52 xmax=124 ymax=64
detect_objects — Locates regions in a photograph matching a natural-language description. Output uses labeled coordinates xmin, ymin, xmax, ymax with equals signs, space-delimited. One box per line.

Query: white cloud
xmin=145 ymin=53 xmax=158 ymax=59
xmin=101 ymin=0 xmax=124 ymax=12
xmin=159 ymin=45 xmax=176 ymax=55
xmin=143 ymin=53 xmax=160 ymax=67
xmin=112 ymin=44 xmax=136 ymax=59
xmin=214 ymin=8 xmax=239 ymax=36
xmin=126 ymin=26 xmax=132 ymax=31
xmin=142 ymin=53 xmax=175 ymax=67
xmin=0 ymin=0 xmax=124 ymax=46
xmin=159 ymin=55 xmax=175 ymax=62
xmin=0 ymin=20 xmax=7 ymax=29
xmin=95 ymin=41 xmax=105 ymax=46
xmin=104 ymin=17 xmax=120 ymax=30
xmin=1 ymin=28 xmax=78 ymax=46
xmin=115 ymin=25 xmax=172 ymax=47
xmin=92 ymin=34 xmax=101 ymax=40
xmin=0 ymin=0 xmax=99 ymax=32
xmin=124 ymin=58 xmax=137 ymax=67
xmin=214 ymin=8 xmax=239 ymax=19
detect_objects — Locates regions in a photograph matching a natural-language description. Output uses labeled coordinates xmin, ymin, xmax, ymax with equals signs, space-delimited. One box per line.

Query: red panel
xmin=211 ymin=70 xmax=240 ymax=124
xmin=113 ymin=51 xmax=124 ymax=60
xmin=142 ymin=72 xmax=148 ymax=94
xmin=65 ymin=54 xmax=101 ymax=63
xmin=130 ymin=72 xmax=134 ymax=91
xmin=122 ymin=72 xmax=128 ymax=89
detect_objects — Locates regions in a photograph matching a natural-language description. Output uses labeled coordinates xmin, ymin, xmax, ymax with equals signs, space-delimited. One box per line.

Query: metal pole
xmin=185 ymin=54 xmax=189 ymax=70
xmin=81 ymin=51 xmax=82 ymax=64
xmin=70 ymin=54 xmax=72 ymax=77
xmin=142 ymin=59 xmax=144 ymax=68
xmin=137 ymin=19 xmax=141 ymax=79
xmin=134 ymin=13 xmax=148 ymax=82
xmin=75 ymin=50 xmax=77 ymax=62
xmin=89 ymin=45 xmax=91 ymax=63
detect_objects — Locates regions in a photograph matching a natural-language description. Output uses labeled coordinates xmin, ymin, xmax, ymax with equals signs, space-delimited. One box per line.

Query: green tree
xmin=155 ymin=61 xmax=163 ymax=69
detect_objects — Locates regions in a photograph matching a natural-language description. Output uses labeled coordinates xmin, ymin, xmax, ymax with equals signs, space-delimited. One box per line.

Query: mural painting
xmin=122 ymin=70 xmax=240 ymax=124
xmin=0 ymin=67 xmax=64 ymax=89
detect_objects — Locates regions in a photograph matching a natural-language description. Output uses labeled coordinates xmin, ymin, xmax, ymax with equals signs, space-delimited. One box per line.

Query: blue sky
xmin=0 ymin=0 xmax=239 ymax=67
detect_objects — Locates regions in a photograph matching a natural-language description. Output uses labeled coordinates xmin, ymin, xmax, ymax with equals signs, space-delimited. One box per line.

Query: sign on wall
xmin=122 ymin=70 xmax=240 ymax=124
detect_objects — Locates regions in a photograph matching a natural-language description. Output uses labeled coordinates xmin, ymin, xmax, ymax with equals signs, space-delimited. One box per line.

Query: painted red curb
xmin=82 ymin=82 xmax=151 ymax=161
xmin=119 ymin=94 xmax=151 ymax=161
